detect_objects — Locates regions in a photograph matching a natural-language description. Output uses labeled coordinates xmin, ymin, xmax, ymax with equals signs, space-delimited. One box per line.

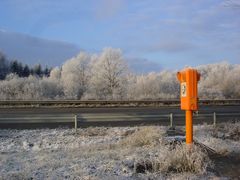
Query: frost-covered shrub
xmin=133 ymin=144 xmax=211 ymax=174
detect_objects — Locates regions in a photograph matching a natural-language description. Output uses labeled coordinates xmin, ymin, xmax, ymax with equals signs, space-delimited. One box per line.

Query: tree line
xmin=0 ymin=48 xmax=239 ymax=100
xmin=0 ymin=52 xmax=51 ymax=80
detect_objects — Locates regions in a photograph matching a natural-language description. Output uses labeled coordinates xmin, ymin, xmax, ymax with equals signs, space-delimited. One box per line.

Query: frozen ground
xmin=0 ymin=122 xmax=239 ymax=180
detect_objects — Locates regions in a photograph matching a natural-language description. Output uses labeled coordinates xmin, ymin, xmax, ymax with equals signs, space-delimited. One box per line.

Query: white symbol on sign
xmin=181 ymin=82 xmax=187 ymax=97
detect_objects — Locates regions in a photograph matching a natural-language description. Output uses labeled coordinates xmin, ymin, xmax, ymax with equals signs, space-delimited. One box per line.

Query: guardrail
xmin=0 ymin=99 xmax=240 ymax=107
xmin=74 ymin=112 xmax=240 ymax=132
xmin=0 ymin=112 xmax=239 ymax=129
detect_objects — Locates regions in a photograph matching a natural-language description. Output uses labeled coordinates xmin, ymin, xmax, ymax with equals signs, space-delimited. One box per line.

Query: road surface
xmin=0 ymin=105 xmax=239 ymax=129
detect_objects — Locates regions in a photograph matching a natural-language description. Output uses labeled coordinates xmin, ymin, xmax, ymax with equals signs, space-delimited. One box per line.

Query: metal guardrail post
xmin=169 ymin=113 xmax=173 ymax=127
xmin=195 ymin=111 xmax=199 ymax=116
xmin=74 ymin=114 xmax=78 ymax=133
xmin=213 ymin=112 xmax=216 ymax=127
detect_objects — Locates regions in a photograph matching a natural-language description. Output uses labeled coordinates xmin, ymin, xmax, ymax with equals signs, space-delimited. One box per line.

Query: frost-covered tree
xmin=89 ymin=48 xmax=128 ymax=100
xmin=225 ymin=65 xmax=240 ymax=98
xmin=127 ymin=71 xmax=179 ymax=100
xmin=50 ymin=67 xmax=61 ymax=80
xmin=48 ymin=67 xmax=64 ymax=99
xmin=197 ymin=62 xmax=240 ymax=99
xmin=0 ymin=74 xmax=39 ymax=100
xmin=128 ymin=73 xmax=159 ymax=99
xmin=157 ymin=71 xmax=179 ymax=98
xmin=0 ymin=74 xmax=63 ymax=100
xmin=61 ymin=52 xmax=91 ymax=99
xmin=0 ymin=48 xmax=240 ymax=100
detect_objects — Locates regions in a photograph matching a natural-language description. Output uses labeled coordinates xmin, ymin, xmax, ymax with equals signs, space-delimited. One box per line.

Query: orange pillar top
xmin=177 ymin=68 xmax=200 ymax=111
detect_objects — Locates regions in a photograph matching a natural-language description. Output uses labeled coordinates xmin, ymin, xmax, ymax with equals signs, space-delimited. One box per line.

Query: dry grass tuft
xmin=133 ymin=143 xmax=212 ymax=174
xmin=212 ymin=121 xmax=240 ymax=141
xmin=120 ymin=126 xmax=165 ymax=147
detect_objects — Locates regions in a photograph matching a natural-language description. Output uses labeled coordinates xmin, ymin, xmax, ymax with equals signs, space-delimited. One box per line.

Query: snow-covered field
xmin=0 ymin=122 xmax=239 ymax=180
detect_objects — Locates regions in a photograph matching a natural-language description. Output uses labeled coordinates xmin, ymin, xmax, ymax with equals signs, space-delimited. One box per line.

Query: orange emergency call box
xmin=177 ymin=68 xmax=200 ymax=111
xmin=177 ymin=68 xmax=200 ymax=145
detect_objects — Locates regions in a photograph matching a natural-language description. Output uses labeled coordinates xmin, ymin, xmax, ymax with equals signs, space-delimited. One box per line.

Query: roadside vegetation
xmin=1 ymin=122 xmax=239 ymax=179
xmin=1 ymin=48 xmax=240 ymax=100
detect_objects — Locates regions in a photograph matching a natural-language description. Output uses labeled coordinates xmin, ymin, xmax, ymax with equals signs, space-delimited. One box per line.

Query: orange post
xmin=177 ymin=68 xmax=200 ymax=145
xmin=185 ymin=110 xmax=193 ymax=144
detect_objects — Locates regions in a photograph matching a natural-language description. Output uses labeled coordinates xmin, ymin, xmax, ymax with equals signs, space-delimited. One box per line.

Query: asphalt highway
xmin=0 ymin=105 xmax=239 ymax=129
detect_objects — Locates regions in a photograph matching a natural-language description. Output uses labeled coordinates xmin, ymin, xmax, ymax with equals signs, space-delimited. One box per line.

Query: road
xmin=0 ymin=105 xmax=239 ymax=129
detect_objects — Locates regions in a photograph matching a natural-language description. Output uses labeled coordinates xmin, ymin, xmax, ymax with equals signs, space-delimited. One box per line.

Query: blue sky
xmin=0 ymin=0 xmax=239 ymax=69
